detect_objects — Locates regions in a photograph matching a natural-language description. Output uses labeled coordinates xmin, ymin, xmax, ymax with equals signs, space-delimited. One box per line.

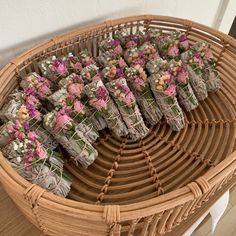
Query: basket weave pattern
xmin=0 ymin=15 xmax=236 ymax=236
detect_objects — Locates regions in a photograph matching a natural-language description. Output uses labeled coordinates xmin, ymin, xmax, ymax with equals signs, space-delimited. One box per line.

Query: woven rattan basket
xmin=1 ymin=15 xmax=236 ymax=236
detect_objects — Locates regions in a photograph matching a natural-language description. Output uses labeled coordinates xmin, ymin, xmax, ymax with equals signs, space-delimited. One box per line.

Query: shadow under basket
xmin=1 ymin=15 xmax=236 ymax=236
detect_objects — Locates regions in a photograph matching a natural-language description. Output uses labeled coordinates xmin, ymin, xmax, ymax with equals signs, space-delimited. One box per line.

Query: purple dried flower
xmin=179 ymin=34 xmax=188 ymax=42
xmin=96 ymin=86 xmax=109 ymax=100
xmin=116 ymin=68 xmax=125 ymax=78
xmin=112 ymin=39 xmax=120 ymax=47
xmin=51 ymin=59 xmax=67 ymax=75
xmin=24 ymin=87 xmax=36 ymax=96
xmin=22 ymin=121 xmax=30 ymax=131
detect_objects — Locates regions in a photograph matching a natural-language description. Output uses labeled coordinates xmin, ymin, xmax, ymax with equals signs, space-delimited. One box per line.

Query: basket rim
xmin=0 ymin=14 xmax=236 ymax=221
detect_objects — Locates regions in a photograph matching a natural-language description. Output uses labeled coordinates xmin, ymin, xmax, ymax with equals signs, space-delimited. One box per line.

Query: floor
xmin=0 ymin=184 xmax=236 ymax=236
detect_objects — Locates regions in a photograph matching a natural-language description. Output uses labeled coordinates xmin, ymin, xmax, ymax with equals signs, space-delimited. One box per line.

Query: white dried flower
xmin=16 ymin=156 xmax=21 ymax=163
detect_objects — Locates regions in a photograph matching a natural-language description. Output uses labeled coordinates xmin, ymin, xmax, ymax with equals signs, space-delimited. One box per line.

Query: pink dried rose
xmin=118 ymin=58 xmax=127 ymax=68
xmin=164 ymin=83 xmax=176 ymax=96
xmin=96 ymin=86 xmax=109 ymax=100
xmin=113 ymin=45 xmax=123 ymax=56
xmin=67 ymin=83 xmax=84 ymax=97
xmin=193 ymin=53 xmax=204 ymax=67
xmin=92 ymin=74 xmax=101 ymax=81
xmin=132 ymin=58 xmax=145 ymax=67
xmin=179 ymin=34 xmax=189 ymax=50
xmin=33 ymin=110 xmax=42 ymax=121
xmin=74 ymin=101 xmax=85 ymax=113
xmin=126 ymin=41 xmax=137 ymax=49
xmin=51 ymin=59 xmax=67 ymax=75
xmin=90 ymin=98 xmax=107 ymax=110
xmin=82 ymin=57 xmax=95 ymax=66
xmin=133 ymin=76 xmax=145 ymax=91
xmin=14 ymin=131 xmax=24 ymax=140
xmin=55 ymin=111 xmax=72 ymax=132
xmin=117 ymin=83 xmax=130 ymax=94
xmin=204 ymin=48 xmax=214 ymax=61
xmin=8 ymin=126 xmax=15 ymax=134
xmin=27 ymin=131 xmax=38 ymax=141
xmin=176 ymin=68 xmax=188 ymax=84
xmin=124 ymin=91 xmax=135 ymax=106
xmin=38 ymin=83 xmax=51 ymax=98
xmin=14 ymin=120 xmax=22 ymax=129
xmin=168 ymin=44 xmax=179 ymax=57
xmin=176 ymin=69 xmax=188 ymax=84
xmin=25 ymin=95 xmax=39 ymax=106
xmin=35 ymin=141 xmax=47 ymax=159
xmin=72 ymin=75 xmax=83 ymax=83
xmin=74 ymin=62 xmax=83 ymax=70
xmin=25 ymin=153 xmax=33 ymax=167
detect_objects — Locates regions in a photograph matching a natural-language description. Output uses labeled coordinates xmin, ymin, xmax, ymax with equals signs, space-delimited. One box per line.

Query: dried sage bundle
xmin=44 ymin=109 xmax=98 ymax=168
xmin=181 ymin=50 xmax=208 ymax=101
xmin=84 ymin=79 xmax=128 ymax=138
xmin=39 ymin=56 xmax=69 ymax=83
xmin=168 ymin=60 xmax=199 ymax=111
xmin=192 ymin=42 xmax=221 ymax=92
xmin=148 ymin=71 xmax=185 ymax=131
xmin=106 ymin=78 xmax=149 ymax=140
xmin=125 ymin=65 xmax=162 ymax=125
xmin=0 ymin=120 xmax=71 ymax=197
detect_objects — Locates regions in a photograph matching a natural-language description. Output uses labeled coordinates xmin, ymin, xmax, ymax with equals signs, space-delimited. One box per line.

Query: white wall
xmin=219 ymin=0 xmax=236 ymax=33
xmin=0 ymin=0 xmax=228 ymax=68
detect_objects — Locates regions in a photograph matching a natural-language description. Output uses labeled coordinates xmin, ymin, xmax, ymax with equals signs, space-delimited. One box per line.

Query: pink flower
xmin=55 ymin=111 xmax=72 ymax=132
xmin=74 ymin=101 xmax=85 ymax=113
xmin=204 ymin=48 xmax=214 ymax=61
xmin=113 ymin=46 xmax=123 ymax=56
xmin=164 ymin=83 xmax=176 ymax=96
xmin=194 ymin=53 xmax=204 ymax=67
xmin=92 ymin=74 xmax=101 ymax=81
xmin=124 ymin=91 xmax=135 ymax=106
xmin=96 ymin=86 xmax=109 ymax=100
xmin=35 ymin=141 xmax=47 ymax=159
xmin=27 ymin=131 xmax=38 ymax=141
xmin=132 ymin=58 xmax=145 ymax=67
xmin=168 ymin=44 xmax=179 ymax=57
xmin=7 ymin=126 xmax=15 ymax=133
xmin=25 ymin=153 xmax=33 ymax=168
xmin=14 ymin=120 xmax=22 ymax=129
xmin=72 ymin=75 xmax=83 ymax=83
xmin=82 ymin=57 xmax=95 ymax=66
xmin=111 ymin=39 xmax=120 ymax=47
xmin=179 ymin=34 xmax=189 ymax=50
xmin=38 ymin=84 xmax=51 ymax=98
xmin=126 ymin=41 xmax=137 ymax=49
xmin=118 ymin=58 xmax=127 ymax=68
xmin=176 ymin=68 xmax=188 ymax=84
xmin=67 ymin=83 xmax=84 ymax=97
xmin=25 ymin=95 xmax=39 ymax=106
xmin=117 ymin=83 xmax=130 ymax=94
xmin=133 ymin=76 xmax=145 ymax=91
xmin=179 ymin=40 xmax=189 ymax=50
xmin=90 ymin=98 xmax=107 ymax=110
xmin=51 ymin=59 xmax=67 ymax=75
xmin=14 ymin=131 xmax=24 ymax=140
xmin=74 ymin=62 xmax=83 ymax=71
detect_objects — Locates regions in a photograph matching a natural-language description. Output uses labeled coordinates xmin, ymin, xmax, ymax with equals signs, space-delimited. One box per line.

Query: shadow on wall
xmin=0 ymin=7 xmax=144 ymax=69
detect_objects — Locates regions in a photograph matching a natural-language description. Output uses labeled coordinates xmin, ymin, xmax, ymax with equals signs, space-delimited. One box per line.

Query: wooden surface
xmin=1 ymin=183 xmax=236 ymax=236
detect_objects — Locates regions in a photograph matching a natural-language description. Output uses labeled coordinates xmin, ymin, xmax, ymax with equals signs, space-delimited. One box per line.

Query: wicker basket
xmin=0 ymin=15 xmax=236 ymax=236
